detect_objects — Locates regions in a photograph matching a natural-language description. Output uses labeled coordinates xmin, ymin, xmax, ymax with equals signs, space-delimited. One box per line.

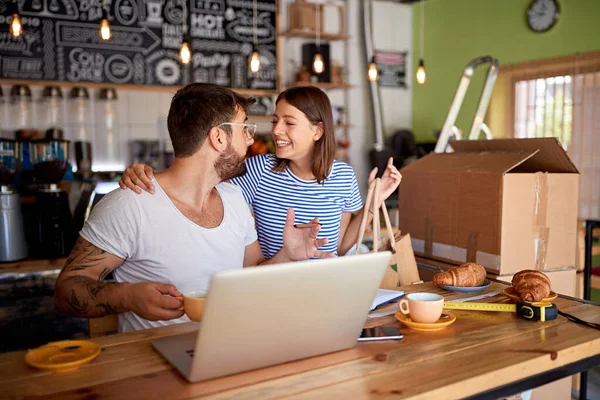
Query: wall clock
xmin=527 ymin=0 xmax=560 ymax=33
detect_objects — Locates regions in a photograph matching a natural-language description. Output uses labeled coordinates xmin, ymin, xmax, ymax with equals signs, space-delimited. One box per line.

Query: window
xmin=489 ymin=51 xmax=600 ymax=219
xmin=513 ymin=75 xmax=573 ymax=148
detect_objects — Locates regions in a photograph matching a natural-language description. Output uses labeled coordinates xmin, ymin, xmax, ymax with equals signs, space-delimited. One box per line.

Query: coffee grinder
xmin=30 ymin=139 xmax=74 ymax=258
xmin=0 ymin=139 xmax=28 ymax=262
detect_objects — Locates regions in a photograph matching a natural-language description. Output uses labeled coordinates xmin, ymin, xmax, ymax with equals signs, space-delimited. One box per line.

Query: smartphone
xmin=357 ymin=326 xmax=403 ymax=342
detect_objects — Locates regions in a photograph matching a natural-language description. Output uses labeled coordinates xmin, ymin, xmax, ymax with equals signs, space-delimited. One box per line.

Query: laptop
xmin=151 ymin=251 xmax=392 ymax=382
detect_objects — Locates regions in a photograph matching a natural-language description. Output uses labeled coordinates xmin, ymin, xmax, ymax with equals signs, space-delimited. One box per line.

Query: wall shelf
xmin=279 ymin=30 xmax=351 ymax=41
xmin=250 ymin=115 xmax=274 ymax=122
xmin=292 ymin=81 xmax=354 ymax=90
xmin=0 ymin=79 xmax=279 ymax=98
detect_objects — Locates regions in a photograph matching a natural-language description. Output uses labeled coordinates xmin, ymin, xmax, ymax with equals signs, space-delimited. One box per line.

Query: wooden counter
xmin=1 ymin=281 xmax=599 ymax=399
xmin=0 ymin=257 xmax=66 ymax=274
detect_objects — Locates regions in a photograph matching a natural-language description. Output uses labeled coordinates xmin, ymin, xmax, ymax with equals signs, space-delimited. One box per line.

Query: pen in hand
xmin=294 ymin=223 xmax=322 ymax=229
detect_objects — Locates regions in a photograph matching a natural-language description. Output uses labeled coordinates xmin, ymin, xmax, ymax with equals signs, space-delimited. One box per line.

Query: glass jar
xmin=67 ymin=87 xmax=93 ymax=172
xmin=92 ymin=88 xmax=124 ymax=172
xmin=40 ymin=86 xmax=65 ymax=131
xmin=9 ymin=85 xmax=33 ymax=130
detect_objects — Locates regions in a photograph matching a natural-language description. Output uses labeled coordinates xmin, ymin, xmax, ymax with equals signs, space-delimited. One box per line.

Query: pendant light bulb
xmin=10 ymin=13 xmax=22 ymax=38
xmin=416 ymin=59 xmax=426 ymax=85
xmin=100 ymin=18 xmax=111 ymax=40
xmin=313 ymin=52 xmax=324 ymax=75
xmin=180 ymin=40 xmax=191 ymax=64
xmin=249 ymin=50 xmax=261 ymax=73
xmin=367 ymin=57 xmax=378 ymax=82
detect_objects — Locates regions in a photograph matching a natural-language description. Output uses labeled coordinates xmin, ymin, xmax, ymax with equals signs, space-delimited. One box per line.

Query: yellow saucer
xmin=395 ymin=311 xmax=457 ymax=331
xmin=25 ymin=340 xmax=101 ymax=372
xmin=503 ymin=287 xmax=557 ymax=303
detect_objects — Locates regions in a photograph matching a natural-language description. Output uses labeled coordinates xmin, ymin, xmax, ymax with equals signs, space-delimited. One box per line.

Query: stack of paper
xmin=370 ymin=289 xmax=404 ymax=311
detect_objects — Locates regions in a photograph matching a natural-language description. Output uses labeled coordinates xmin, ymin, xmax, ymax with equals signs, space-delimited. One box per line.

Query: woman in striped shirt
xmin=119 ymin=86 xmax=401 ymax=258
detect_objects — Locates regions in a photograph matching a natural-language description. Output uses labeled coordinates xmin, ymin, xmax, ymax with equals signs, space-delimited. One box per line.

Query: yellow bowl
xmin=395 ymin=310 xmax=457 ymax=332
xmin=503 ymin=287 xmax=557 ymax=303
xmin=25 ymin=340 xmax=101 ymax=372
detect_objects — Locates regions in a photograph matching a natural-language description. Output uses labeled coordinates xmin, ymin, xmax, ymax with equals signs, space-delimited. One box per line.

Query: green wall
xmin=412 ymin=0 xmax=600 ymax=143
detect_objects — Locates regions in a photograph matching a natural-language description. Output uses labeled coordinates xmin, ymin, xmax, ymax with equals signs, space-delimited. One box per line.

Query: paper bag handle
xmin=355 ymin=179 xmax=377 ymax=252
xmin=380 ymin=199 xmax=397 ymax=252
xmin=354 ymin=178 xmax=397 ymax=253
xmin=372 ymin=178 xmax=380 ymax=251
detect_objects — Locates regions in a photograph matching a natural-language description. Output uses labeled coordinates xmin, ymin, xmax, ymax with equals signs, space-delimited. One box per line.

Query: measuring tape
xmin=444 ymin=301 xmax=558 ymax=321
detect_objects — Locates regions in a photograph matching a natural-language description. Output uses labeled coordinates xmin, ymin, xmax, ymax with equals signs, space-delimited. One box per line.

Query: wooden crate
xmin=288 ymin=2 xmax=344 ymax=34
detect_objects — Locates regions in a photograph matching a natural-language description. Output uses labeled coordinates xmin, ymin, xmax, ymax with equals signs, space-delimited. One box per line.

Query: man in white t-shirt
xmin=54 ymin=83 xmax=332 ymax=332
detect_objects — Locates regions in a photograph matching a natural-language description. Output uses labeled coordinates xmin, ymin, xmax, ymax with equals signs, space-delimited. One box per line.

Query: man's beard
xmin=214 ymin=141 xmax=247 ymax=180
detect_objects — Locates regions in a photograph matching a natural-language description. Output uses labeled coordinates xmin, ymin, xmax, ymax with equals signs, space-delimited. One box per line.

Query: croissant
xmin=433 ymin=263 xmax=487 ymax=287
xmin=512 ymin=270 xmax=551 ymax=302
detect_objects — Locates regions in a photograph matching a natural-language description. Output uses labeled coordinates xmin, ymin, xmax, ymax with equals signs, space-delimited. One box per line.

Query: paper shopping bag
xmin=355 ymin=179 xmax=421 ymax=289
xmin=381 ymin=231 xmax=422 ymax=286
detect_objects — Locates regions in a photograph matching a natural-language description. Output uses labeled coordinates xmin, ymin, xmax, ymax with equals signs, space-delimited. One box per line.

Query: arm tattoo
xmin=64 ymin=238 xmax=107 ymax=273
xmin=87 ymin=282 xmax=108 ymax=298
xmin=61 ymin=276 xmax=116 ymax=316
xmin=99 ymin=268 xmax=111 ymax=281
xmin=66 ymin=289 xmax=89 ymax=315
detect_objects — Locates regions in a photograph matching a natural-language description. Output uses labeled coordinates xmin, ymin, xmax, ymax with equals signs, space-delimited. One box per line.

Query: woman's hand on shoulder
xmin=118 ymin=164 xmax=155 ymax=194
xmin=368 ymin=157 xmax=402 ymax=205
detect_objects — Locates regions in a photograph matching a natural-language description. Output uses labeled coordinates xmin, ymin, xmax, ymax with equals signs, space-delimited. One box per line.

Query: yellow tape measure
xmin=444 ymin=301 xmax=558 ymax=321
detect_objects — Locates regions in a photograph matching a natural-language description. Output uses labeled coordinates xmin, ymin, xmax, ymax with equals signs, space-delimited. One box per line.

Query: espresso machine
xmin=0 ymin=139 xmax=28 ymax=262
xmin=30 ymin=139 xmax=74 ymax=258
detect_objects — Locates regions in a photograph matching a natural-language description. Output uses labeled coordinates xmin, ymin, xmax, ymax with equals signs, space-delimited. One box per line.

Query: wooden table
xmin=1 ymin=282 xmax=599 ymax=399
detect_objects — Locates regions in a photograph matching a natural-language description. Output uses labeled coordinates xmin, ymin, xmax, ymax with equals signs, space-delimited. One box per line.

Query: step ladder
xmin=434 ymin=56 xmax=500 ymax=153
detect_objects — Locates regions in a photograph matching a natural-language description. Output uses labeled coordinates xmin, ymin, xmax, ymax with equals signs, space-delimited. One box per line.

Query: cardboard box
xmin=503 ymin=377 xmax=571 ymax=400
xmin=531 ymin=377 xmax=572 ymax=400
xmin=399 ymin=138 xmax=579 ymax=275
xmin=576 ymin=220 xmax=584 ymax=272
xmin=576 ymin=271 xmax=600 ymax=298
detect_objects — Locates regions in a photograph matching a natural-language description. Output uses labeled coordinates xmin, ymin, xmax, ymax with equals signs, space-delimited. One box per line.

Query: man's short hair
xmin=167 ymin=83 xmax=256 ymax=157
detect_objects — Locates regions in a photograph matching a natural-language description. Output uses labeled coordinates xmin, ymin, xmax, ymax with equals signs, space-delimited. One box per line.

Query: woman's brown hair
xmin=272 ymin=86 xmax=336 ymax=184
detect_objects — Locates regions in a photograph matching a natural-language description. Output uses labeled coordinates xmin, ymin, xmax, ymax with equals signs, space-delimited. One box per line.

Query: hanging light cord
xmin=182 ymin=0 xmax=188 ymax=38
xmin=253 ymin=0 xmax=257 ymax=47
xmin=316 ymin=3 xmax=320 ymax=49
xmin=420 ymin=0 xmax=424 ymax=59
xmin=369 ymin=0 xmax=375 ymax=62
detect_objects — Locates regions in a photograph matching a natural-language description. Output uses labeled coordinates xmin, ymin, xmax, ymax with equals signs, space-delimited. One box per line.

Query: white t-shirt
xmin=79 ymin=178 xmax=258 ymax=332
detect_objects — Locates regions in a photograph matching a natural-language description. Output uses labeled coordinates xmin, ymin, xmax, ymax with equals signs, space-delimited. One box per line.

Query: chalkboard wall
xmin=0 ymin=0 xmax=277 ymax=90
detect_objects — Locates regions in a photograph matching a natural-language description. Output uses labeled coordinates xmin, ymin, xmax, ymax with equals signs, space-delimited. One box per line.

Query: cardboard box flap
xmin=400 ymin=151 xmax=537 ymax=175
xmin=449 ymin=138 xmax=579 ymax=173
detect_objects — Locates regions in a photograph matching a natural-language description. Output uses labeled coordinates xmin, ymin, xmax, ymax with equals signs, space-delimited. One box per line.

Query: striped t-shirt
xmin=231 ymin=154 xmax=363 ymax=258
